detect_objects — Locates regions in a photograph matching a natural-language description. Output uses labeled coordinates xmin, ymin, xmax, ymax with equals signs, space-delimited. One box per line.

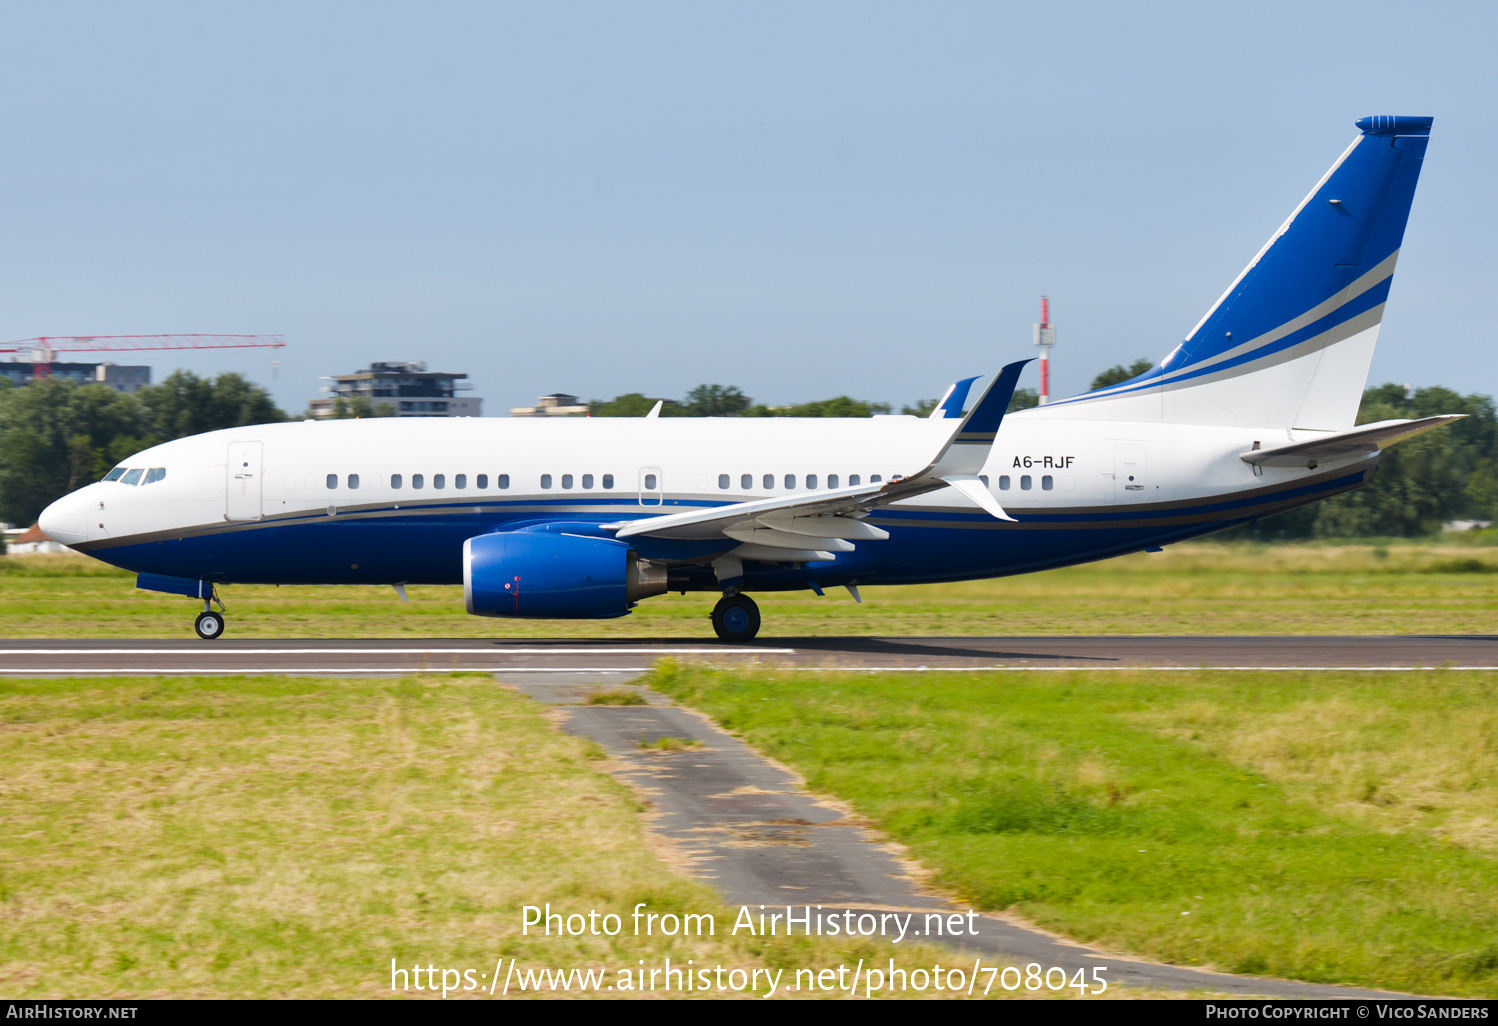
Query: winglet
xmin=930 ymin=376 xmax=980 ymax=419
xmin=924 ymin=359 xmax=1033 ymax=476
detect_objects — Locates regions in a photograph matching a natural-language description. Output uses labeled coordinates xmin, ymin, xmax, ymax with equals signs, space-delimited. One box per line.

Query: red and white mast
xmin=1033 ymin=296 xmax=1055 ymax=405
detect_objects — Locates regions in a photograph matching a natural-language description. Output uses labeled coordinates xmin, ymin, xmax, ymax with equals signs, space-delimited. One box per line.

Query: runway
xmin=3 ymin=634 xmax=1498 ymax=674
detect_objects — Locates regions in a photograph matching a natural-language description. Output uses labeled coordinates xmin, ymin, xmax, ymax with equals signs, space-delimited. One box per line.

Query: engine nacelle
xmin=463 ymin=530 xmax=666 ymax=619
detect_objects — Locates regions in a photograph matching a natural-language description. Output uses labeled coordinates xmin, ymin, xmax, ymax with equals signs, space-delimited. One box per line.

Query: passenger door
xmin=225 ymin=441 xmax=264 ymax=521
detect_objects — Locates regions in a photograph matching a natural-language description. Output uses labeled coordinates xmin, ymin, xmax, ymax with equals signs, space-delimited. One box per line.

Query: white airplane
xmin=40 ymin=115 xmax=1457 ymax=642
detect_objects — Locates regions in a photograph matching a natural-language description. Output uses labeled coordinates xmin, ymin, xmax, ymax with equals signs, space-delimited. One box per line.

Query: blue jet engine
xmin=463 ymin=530 xmax=667 ymax=618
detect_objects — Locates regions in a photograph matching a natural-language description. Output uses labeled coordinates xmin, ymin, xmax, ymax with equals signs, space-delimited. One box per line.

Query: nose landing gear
xmin=193 ymin=586 xmax=227 ymax=640
xmin=711 ymin=593 xmax=760 ymax=643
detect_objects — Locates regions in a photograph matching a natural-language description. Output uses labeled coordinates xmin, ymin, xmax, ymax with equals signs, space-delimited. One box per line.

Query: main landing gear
xmin=194 ymin=610 xmax=225 ymax=640
xmin=194 ymin=588 xmax=226 ymax=640
xmin=711 ymin=593 xmax=760 ymax=643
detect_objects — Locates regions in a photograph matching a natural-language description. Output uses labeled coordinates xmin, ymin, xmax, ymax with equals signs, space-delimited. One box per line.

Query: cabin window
xmin=644 ymin=473 xmax=657 ymax=490
xmin=103 ymin=468 xmax=125 ymax=482
xmin=979 ymin=475 xmax=988 ymax=487
xmin=413 ymin=474 xmax=425 ymax=489
xmin=582 ymin=473 xmax=593 ymax=488
xmin=806 ymin=474 xmax=818 ymax=489
xmin=784 ymin=474 xmax=796 ymax=489
xmin=325 ymin=473 xmax=337 ymax=489
xmin=828 ymin=474 xmax=839 ymax=488
xmin=541 ymin=474 xmax=553 ymax=489
xmin=431 ymin=474 xmax=444 ymax=489
xmin=455 ymin=474 xmax=467 ymax=489
xmin=718 ymin=474 xmax=730 ymax=489
xmin=1042 ymin=475 xmax=1054 ymax=490
xmin=871 ymin=474 xmax=882 ymax=483
xmin=849 ymin=474 xmax=860 ymax=486
xmin=143 ymin=468 xmax=166 ymax=485
xmin=999 ymin=475 xmax=1011 ymax=490
xmin=763 ymin=474 xmax=774 ymax=489
xmin=741 ymin=474 xmax=752 ymax=489
xmin=602 ymin=474 xmax=614 ymax=489
xmin=497 ymin=474 xmax=509 ymax=489
xmin=562 ymin=474 xmax=574 ymax=489
xmin=391 ymin=474 xmax=403 ymax=489
xmin=477 ymin=474 xmax=488 ymax=488
xmin=348 ymin=474 xmax=360 ymax=489
xmin=1020 ymin=475 xmax=1032 ymax=490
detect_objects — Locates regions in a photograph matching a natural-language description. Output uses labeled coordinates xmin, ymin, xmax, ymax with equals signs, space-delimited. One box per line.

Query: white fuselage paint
xmin=44 ymin=411 xmax=1352 ymax=556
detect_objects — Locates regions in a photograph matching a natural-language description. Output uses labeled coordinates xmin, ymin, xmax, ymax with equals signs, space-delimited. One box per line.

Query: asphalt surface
xmin=3 ymin=634 xmax=1498 ymax=674
xmin=515 ymin=673 xmax=1411 ymax=999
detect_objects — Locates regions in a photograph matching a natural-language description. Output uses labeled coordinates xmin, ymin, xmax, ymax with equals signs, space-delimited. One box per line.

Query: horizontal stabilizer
xmin=1240 ymin=415 xmax=1463 ymax=468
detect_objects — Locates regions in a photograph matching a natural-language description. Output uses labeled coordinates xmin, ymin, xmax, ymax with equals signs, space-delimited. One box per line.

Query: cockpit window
xmin=103 ymin=468 xmax=126 ymax=482
xmin=121 ymin=469 xmax=143 ymax=486
xmin=143 ymin=468 xmax=166 ymax=485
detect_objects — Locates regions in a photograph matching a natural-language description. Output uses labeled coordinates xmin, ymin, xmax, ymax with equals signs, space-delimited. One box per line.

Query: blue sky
xmin=0 ymin=1 xmax=1492 ymax=415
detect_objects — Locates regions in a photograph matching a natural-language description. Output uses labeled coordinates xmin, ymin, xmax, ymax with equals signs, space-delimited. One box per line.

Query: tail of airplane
xmin=1043 ymin=115 xmax=1432 ymax=430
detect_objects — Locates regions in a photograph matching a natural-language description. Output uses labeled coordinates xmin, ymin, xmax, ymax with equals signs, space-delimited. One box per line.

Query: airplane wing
xmin=606 ymin=360 xmax=1032 ymax=558
xmin=1240 ymin=415 xmax=1464 ymax=468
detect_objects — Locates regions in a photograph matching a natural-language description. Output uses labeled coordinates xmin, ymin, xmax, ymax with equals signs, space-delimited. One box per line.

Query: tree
xmin=744 ymin=396 xmax=892 ymax=418
xmin=0 ymin=379 xmax=152 ymax=525
xmin=1008 ymin=388 xmax=1040 ymax=413
xmin=137 ymin=371 xmax=287 ymax=437
xmin=321 ymin=395 xmax=397 ymax=419
xmin=1090 ymin=359 xmax=1154 ymax=391
xmin=587 ymin=393 xmax=682 ymax=417
xmin=0 ymin=371 xmax=289 ymax=528
xmin=683 ymin=384 xmax=750 ymax=417
xmin=905 ymin=387 xmax=1039 ymax=417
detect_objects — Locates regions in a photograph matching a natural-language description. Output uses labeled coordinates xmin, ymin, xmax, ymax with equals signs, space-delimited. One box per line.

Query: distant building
xmin=0 ymin=360 xmax=151 ymax=394
xmin=7 ymin=524 xmax=68 ymax=554
xmin=308 ymin=361 xmax=482 ymax=418
xmin=510 ymin=393 xmax=591 ymax=417
xmin=1443 ymin=520 xmax=1493 ymax=532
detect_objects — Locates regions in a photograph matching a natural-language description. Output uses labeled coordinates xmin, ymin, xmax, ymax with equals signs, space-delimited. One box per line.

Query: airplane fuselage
xmin=44 ymin=412 xmax=1371 ymax=591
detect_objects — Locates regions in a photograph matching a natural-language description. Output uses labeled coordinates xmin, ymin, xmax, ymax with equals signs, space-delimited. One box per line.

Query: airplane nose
xmin=38 ymin=490 xmax=88 ymax=546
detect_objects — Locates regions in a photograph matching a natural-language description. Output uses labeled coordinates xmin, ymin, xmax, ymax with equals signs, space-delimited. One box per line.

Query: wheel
xmin=194 ymin=610 xmax=226 ymax=640
xmin=711 ymin=594 xmax=761 ymax=642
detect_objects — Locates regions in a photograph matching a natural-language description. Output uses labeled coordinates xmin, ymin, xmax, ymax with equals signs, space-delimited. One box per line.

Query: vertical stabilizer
xmin=1041 ymin=116 xmax=1431 ymax=429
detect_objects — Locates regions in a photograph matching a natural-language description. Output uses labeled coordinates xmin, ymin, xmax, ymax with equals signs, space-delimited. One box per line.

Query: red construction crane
xmin=0 ymin=334 xmax=286 ymax=380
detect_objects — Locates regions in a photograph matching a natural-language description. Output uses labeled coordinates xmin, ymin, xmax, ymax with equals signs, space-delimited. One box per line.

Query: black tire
xmin=711 ymin=594 xmax=761 ymax=642
xmin=194 ymin=610 xmax=226 ymax=640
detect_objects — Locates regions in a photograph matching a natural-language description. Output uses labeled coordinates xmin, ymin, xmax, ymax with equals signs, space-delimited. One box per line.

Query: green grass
xmin=0 ymin=673 xmax=968 ymax=999
xmin=636 ymin=736 xmax=703 ymax=752
xmin=647 ymin=662 xmax=1498 ymax=997
xmin=4 ymin=540 xmax=1498 ymax=637
xmin=586 ymin=689 xmax=649 ymax=706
